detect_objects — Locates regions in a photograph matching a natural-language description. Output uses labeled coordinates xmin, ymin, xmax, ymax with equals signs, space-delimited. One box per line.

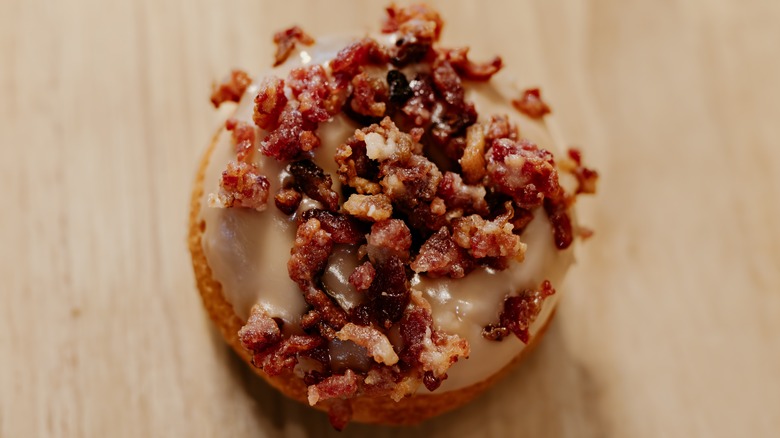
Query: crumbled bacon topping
xmin=253 ymin=76 xmax=287 ymax=130
xmin=411 ymin=227 xmax=475 ymax=278
xmin=210 ymin=5 xmax=599 ymax=429
xmin=307 ymin=369 xmax=359 ymax=406
xmin=210 ymin=69 xmax=252 ymax=107
xmin=483 ymin=280 xmax=556 ymax=343
xmin=441 ymin=47 xmax=503 ymax=81
xmin=272 ymin=26 xmax=315 ymax=67
xmin=349 ymin=261 xmax=375 ymax=291
xmin=274 ymin=187 xmax=302 ymax=215
xmin=225 ymin=118 xmax=257 ymax=163
xmin=289 ymin=159 xmax=340 ymax=212
xmin=209 ymin=161 xmax=270 ymax=211
xmin=343 ymin=193 xmax=393 ymax=222
xmin=566 ymin=148 xmax=599 ymax=195
xmin=486 ymin=138 xmax=562 ymax=208
xmin=336 ymin=323 xmax=399 ymax=365
xmin=512 ymin=87 xmax=551 ymax=119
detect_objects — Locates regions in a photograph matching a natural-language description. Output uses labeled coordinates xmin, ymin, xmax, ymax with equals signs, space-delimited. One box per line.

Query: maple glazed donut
xmin=189 ymin=3 xmax=597 ymax=429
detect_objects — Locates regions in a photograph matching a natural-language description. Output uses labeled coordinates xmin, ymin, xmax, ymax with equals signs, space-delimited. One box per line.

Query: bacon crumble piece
xmin=336 ymin=323 xmax=399 ymax=365
xmin=482 ymin=280 xmax=556 ymax=343
xmin=399 ymin=291 xmax=469 ymax=391
xmin=441 ymin=47 xmax=503 ymax=81
xmin=252 ymin=334 xmax=324 ymax=376
xmin=208 ymin=161 xmax=270 ymax=211
xmin=383 ymin=4 xmax=443 ymax=66
xmin=349 ymin=72 xmax=389 ymax=119
xmin=401 ymin=74 xmax=437 ymax=126
xmin=437 ymin=171 xmax=489 ymax=216
xmin=451 ymin=204 xmax=526 ymax=262
xmin=411 ymin=227 xmax=475 ymax=278
xmin=289 ymin=65 xmax=333 ymax=123
xmin=367 ymin=219 xmax=413 ymax=263
xmin=544 ymin=197 xmax=574 ymax=250
xmin=430 ymin=59 xmax=478 ymax=145
xmin=459 ymin=123 xmax=487 ymax=184
xmin=366 ymin=256 xmax=410 ymax=328
xmin=225 ymin=118 xmax=257 ymax=163
xmin=484 ymin=114 xmax=519 ymax=142
xmin=274 ymin=187 xmax=303 ymax=215
xmin=288 ymin=218 xmax=334 ymax=287
xmin=289 ymin=159 xmax=340 ymax=212
xmin=238 ymin=306 xmax=282 ymax=352
xmin=307 ymin=369 xmax=359 ymax=406
xmin=299 ymin=209 xmax=366 ymax=244
xmin=349 ymin=261 xmax=376 ymax=291
xmin=210 ymin=69 xmax=252 ymax=107
xmin=261 ymin=106 xmax=321 ymax=160
xmin=272 ymin=25 xmax=315 ymax=67
xmin=343 ymin=193 xmax=393 ymax=222
xmin=253 ymin=76 xmax=288 ymax=131
xmin=331 ymin=38 xmax=389 ymax=79
xmin=512 ymin=87 xmax=551 ymax=119
xmin=486 ymin=138 xmax=563 ymax=209
xmin=335 ymin=136 xmax=382 ymax=195
xmin=565 ymin=148 xmax=599 ymax=195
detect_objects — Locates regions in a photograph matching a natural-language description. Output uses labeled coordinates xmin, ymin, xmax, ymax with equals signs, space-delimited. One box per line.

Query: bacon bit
xmin=566 ymin=148 xmax=599 ymax=195
xmin=299 ymin=209 xmax=366 ymax=245
xmin=430 ymin=59 xmax=478 ymax=145
xmin=274 ymin=187 xmax=302 ymax=215
xmin=238 ymin=306 xmax=282 ymax=352
xmin=225 ymin=118 xmax=257 ymax=163
xmin=460 ymin=123 xmax=487 ymax=184
xmin=208 ymin=161 xmax=270 ymax=211
xmin=366 ymin=256 xmax=410 ymax=328
xmin=331 ymin=38 xmax=389 ymax=78
xmin=289 ymin=159 xmax=340 ymax=212
xmin=272 ymin=25 xmax=315 ymax=67
xmin=367 ymin=219 xmax=413 ymax=263
xmin=382 ymin=4 xmax=444 ymax=39
xmin=483 ymin=280 xmax=556 ymax=343
xmin=289 ymin=65 xmax=332 ymax=123
xmin=380 ymin=154 xmax=442 ymax=207
xmin=383 ymin=3 xmax=443 ymax=65
xmin=288 ymin=218 xmax=334 ymax=288
xmin=349 ymin=261 xmax=375 ymax=291
xmin=486 ymin=138 xmax=563 ymax=208
xmin=451 ymin=205 xmax=526 ymax=261
xmin=437 ymin=171 xmax=489 ymax=216
xmin=484 ymin=114 xmax=519 ymax=142
xmin=335 ymin=136 xmax=382 ymax=195
xmin=307 ymin=369 xmax=359 ymax=406
xmin=343 ymin=193 xmax=393 ymax=222
xmin=327 ymin=399 xmax=353 ymax=431
xmin=349 ymin=72 xmax=388 ymax=119
xmin=252 ymin=334 xmax=323 ymax=376
xmin=401 ymin=74 xmax=436 ymax=126
xmin=210 ymin=69 xmax=252 ymax=107
xmin=253 ymin=76 xmax=287 ymax=131
xmin=512 ymin=88 xmax=551 ymax=119
xmin=261 ymin=106 xmax=320 ymax=160
xmin=336 ymin=323 xmax=399 ymax=365
xmin=411 ymin=227 xmax=475 ymax=278
xmin=544 ymin=197 xmax=574 ymax=249
xmin=441 ymin=47 xmax=503 ymax=81
xmin=399 ymin=291 xmax=469 ymax=390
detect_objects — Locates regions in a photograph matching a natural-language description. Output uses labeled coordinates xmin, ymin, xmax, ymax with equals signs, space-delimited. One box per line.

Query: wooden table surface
xmin=2 ymin=0 xmax=779 ymax=436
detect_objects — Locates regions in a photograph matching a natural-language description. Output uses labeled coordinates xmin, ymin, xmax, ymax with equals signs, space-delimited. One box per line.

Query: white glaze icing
xmin=198 ymin=37 xmax=575 ymax=392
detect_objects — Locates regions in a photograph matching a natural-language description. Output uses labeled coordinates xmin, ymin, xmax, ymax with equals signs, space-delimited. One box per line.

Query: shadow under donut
xmin=217 ymin=313 xmax=609 ymax=438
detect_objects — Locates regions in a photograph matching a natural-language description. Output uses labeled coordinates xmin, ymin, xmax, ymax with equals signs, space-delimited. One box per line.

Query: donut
xmin=189 ymin=3 xmax=597 ymax=429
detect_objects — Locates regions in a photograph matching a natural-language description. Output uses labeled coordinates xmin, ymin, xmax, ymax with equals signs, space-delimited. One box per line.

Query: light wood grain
xmin=2 ymin=0 xmax=779 ymax=436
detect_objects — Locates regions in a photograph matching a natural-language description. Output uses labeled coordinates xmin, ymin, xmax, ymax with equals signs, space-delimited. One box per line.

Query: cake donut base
xmin=188 ymin=128 xmax=557 ymax=426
